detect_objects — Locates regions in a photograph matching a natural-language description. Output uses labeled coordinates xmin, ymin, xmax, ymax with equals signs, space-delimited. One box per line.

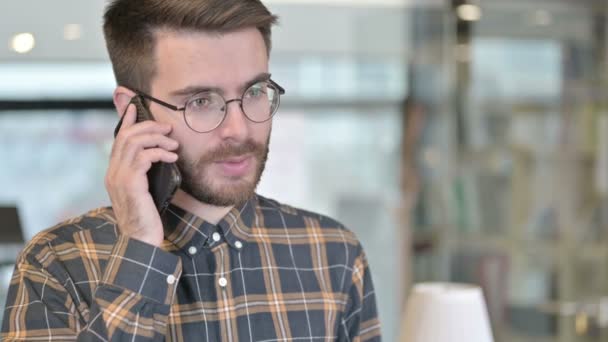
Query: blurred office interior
xmin=2 ymin=0 xmax=608 ymax=341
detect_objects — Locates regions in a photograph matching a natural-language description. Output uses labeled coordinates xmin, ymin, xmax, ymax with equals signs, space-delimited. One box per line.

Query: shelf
xmin=442 ymin=234 xmax=608 ymax=260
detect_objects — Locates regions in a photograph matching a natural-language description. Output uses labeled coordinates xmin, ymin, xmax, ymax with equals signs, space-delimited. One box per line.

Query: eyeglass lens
xmin=183 ymin=81 xmax=279 ymax=133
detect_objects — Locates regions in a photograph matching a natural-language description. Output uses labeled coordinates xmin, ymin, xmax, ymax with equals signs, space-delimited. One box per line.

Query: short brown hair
xmin=103 ymin=0 xmax=279 ymax=93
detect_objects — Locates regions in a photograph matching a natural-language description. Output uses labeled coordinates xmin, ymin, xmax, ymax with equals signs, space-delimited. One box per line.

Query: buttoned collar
xmin=161 ymin=194 xmax=256 ymax=254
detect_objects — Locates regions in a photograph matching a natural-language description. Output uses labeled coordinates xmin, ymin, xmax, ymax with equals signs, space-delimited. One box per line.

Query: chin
xmin=184 ymin=173 xmax=258 ymax=207
xmin=213 ymin=176 xmax=256 ymax=194
xmin=180 ymin=155 xmax=266 ymax=207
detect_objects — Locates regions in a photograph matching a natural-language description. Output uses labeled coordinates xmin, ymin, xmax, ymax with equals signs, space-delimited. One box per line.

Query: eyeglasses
xmin=134 ymin=79 xmax=285 ymax=133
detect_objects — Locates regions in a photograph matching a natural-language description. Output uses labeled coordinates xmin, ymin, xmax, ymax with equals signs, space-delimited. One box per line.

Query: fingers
xmin=116 ymin=120 xmax=172 ymax=144
xmin=104 ymin=104 xmax=177 ymax=247
xmin=133 ymin=149 xmax=179 ymax=172
xmin=106 ymin=146 xmax=178 ymax=192
xmin=120 ymin=103 xmax=137 ymax=130
xmin=120 ymin=134 xmax=179 ymax=163
xmin=112 ymin=103 xmax=176 ymax=163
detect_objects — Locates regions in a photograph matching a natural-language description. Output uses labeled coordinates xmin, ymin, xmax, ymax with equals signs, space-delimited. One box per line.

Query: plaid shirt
xmin=2 ymin=194 xmax=381 ymax=341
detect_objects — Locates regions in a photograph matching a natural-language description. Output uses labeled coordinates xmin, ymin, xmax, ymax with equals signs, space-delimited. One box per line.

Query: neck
xmin=170 ymin=189 xmax=233 ymax=225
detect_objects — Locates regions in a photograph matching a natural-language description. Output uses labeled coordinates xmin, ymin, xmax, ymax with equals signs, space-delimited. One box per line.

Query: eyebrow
xmin=169 ymin=72 xmax=272 ymax=98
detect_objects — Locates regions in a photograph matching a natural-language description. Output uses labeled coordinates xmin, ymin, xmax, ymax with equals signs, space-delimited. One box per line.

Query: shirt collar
xmin=219 ymin=195 xmax=256 ymax=249
xmin=161 ymin=194 xmax=257 ymax=253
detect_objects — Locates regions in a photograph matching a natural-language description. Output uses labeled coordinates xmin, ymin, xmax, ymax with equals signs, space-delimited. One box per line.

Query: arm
xmin=1 ymin=235 xmax=181 ymax=341
xmin=338 ymin=246 xmax=382 ymax=342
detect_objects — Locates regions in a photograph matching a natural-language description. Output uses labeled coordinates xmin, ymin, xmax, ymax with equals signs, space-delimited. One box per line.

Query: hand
xmin=105 ymin=104 xmax=179 ymax=247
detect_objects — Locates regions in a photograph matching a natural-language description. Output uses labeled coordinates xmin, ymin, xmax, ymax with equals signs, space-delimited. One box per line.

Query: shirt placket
xmin=213 ymin=242 xmax=238 ymax=341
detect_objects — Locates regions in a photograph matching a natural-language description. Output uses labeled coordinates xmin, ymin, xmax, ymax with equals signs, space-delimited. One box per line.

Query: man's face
xmin=148 ymin=28 xmax=272 ymax=207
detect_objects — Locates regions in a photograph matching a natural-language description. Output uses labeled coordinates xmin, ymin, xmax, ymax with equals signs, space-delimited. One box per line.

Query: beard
xmin=176 ymin=135 xmax=270 ymax=207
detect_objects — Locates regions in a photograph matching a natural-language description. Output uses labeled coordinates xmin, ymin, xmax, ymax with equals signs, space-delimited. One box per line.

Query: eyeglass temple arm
xmin=134 ymin=91 xmax=185 ymax=111
xmin=133 ymin=80 xmax=284 ymax=112
xmin=269 ymin=79 xmax=286 ymax=95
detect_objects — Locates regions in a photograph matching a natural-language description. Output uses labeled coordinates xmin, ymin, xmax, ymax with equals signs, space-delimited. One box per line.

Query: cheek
xmin=176 ymin=145 xmax=196 ymax=165
xmin=254 ymin=122 xmax=272 ymax=142
xmin=172 ymin=131 xmax=208 ymax=162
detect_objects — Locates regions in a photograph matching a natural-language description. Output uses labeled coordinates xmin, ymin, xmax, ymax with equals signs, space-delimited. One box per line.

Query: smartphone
xmin=113 ymin=95 xmax=182 ymax=214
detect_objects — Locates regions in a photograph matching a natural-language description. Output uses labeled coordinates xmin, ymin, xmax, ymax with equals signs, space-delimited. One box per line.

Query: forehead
xmin=151 ymin=28 xmax=269 ymax=94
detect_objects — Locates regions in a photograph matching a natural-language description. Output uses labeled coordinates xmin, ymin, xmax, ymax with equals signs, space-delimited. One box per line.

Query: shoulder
xmin=254 ymin=194 xmax=362 ymax=248
xmin=18 ymin=207 xmax=118 ymax=265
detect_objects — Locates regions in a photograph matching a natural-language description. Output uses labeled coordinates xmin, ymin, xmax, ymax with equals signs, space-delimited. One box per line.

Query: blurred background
xmin=2 ymin=0 xmax=608 ymax=341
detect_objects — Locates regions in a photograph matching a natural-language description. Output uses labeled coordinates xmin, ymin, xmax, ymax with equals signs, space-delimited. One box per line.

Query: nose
xmin=217 ymin=99 xmax=249 ymax=141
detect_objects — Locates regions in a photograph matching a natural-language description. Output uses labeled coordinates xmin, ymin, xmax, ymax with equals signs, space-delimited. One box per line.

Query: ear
xmin=112 ymin=86 xmax=137 ymax=118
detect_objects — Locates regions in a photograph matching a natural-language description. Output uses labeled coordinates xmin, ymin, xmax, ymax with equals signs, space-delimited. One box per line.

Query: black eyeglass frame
xmin=133 ymin=79 xmax=285 ymax=133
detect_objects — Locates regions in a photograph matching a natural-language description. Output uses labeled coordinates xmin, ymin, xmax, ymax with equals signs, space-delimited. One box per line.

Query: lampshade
xmin=401 ymin=282 xmax=494 ymax=342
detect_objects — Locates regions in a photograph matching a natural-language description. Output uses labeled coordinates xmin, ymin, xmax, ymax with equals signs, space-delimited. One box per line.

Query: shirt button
xmin=235 ymin=241 xmax=243 ymax=249
xmin=188 ymin=246 xmax=197 ymax=255
xmin=166 ymin=275 xmax=176 ymax=285
xmin=212 ymin=232 xmax=221 ymax=242
xmin=218 ymin=277 xmax=228 ymax=288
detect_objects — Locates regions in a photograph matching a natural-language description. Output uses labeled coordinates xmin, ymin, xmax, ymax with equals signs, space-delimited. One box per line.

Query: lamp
xmin=401 ymin=283 xmax=494 ymax=342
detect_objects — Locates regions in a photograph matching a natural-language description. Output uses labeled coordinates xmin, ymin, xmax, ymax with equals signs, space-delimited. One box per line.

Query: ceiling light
xmin=457 ymin=4 xmax=482 ymax=21
xmin=10 ymin=33 xmax=35 ymax=54
xmin=64 ymin=24 xmax=82 ymax=41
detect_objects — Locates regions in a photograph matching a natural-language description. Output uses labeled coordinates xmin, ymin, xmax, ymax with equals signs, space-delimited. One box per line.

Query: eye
xmin=245 ymin=84 xmax=267 ymax=99
xmin=187 ymin=96 xmax=212 ymax=111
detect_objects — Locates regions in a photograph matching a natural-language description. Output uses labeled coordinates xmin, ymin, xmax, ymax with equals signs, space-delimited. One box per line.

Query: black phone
xmin=113 ymin=95 xmax=182 ymax=214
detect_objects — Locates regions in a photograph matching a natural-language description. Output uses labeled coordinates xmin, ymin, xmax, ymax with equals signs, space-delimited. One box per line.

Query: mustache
xmin=180 ymin=139 xmax=266 ymax=166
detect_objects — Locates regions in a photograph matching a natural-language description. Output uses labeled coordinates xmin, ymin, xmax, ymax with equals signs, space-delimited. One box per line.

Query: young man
xmin=1 ymin=0 xmax=381 ymax=340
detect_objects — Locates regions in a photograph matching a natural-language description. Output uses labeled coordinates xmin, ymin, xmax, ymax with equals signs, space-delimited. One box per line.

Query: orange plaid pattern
xmin=2 ymin=194 xmax=381 ymax=341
